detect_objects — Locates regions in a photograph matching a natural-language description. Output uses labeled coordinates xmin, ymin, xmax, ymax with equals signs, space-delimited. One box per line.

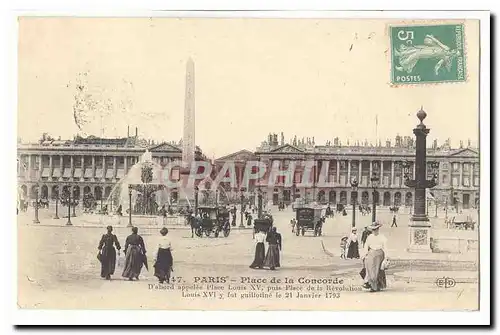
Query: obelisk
xmin=180 ymin=58 xmax=196 ymax=202
xmin=182 ymin=57 xmax=195 ymax=166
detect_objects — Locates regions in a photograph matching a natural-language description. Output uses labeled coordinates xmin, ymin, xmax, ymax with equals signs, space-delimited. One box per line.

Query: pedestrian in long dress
xmin=97 ymin=226 xmax=121 ymax=280
xmin=264 ymin=227 xmax=282 ymax=270
xmin=153 ymin=227 xmax=173 ymax=284
xmin=246 ymin=212 xmax=253 ymax=226
xmin=122 ymin=226 xmax=147 ymax=281
xmin=361 ymin=222 xmax=388 ymax=292
xmin=231 ymin=207 xmax=237 ymax=226
xmin=250 ymin=230 xmax=266 ymax=269
xmin=346 ymin=227 xmax=360 ymax=259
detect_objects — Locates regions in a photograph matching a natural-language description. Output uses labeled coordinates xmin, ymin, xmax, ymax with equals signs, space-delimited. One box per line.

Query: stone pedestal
xmin=407 ymin=221 xmax=433 ymax=253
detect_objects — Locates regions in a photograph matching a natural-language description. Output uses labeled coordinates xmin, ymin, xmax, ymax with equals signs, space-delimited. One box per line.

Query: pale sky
xmin=18 ymin=18 xmax=480 ymax=158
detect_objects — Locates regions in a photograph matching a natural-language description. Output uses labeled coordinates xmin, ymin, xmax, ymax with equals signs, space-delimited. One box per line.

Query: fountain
xmin=101 ymin=150 xmax=187 ymax=227
xmin=108 ymin=150 xmax=166 ymax=216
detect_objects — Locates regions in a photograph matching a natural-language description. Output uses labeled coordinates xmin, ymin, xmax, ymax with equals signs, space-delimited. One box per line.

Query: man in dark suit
xmin=391 ymin=214 xmax=398 ymax=227
xmin=361 ymin=226 xmax=371 ymax=248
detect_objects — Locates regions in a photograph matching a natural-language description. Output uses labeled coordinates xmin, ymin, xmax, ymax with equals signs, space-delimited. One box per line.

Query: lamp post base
xmin=407 ymin=221 xmax=432 ymax=253
xmin=66 ymin=221 xmax=73 ymax=226
xmin=53 ymin=215 xmax=59 ymax=219
xmin=33 ymin=219 xmax=40 ymax=224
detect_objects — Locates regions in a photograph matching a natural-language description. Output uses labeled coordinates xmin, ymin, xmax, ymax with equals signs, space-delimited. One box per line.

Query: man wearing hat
xmin=361 ymin=226 xmax=371 ymax=248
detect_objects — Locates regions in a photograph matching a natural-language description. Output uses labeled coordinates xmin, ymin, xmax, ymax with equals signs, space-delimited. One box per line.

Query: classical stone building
xmin=17 ymin=133 xmax=207 ymax=204
xmin=215 ymin=134 xmax=480 ymax=209
xmin=18 ymin=132 xmax=479 ymax=210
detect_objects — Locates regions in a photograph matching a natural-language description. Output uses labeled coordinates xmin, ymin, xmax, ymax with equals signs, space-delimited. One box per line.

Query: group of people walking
xmin=249 ymin=227 xmax=282 ymax=270
xmin=97 ymin=225 xmax=174 ymax=284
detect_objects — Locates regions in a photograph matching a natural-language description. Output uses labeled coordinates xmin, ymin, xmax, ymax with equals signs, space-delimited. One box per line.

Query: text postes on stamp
xmin=390 ymin=24 xmax=466 ymax=84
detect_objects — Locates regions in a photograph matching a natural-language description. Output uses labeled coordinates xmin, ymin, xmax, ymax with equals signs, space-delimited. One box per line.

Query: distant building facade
xmin=215 ymin=133 xmax=480 ymax=209
xmin=18 ymin=133 xmax=480 ymax=210
xmin=17 ymin=132 xmax=207 ymax=204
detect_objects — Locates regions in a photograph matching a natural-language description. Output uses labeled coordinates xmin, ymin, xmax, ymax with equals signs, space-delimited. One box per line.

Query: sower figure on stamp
xmin=97 ymin=225 xmax=121 ymax=280
xmin=264 ymin=227 xmax=282 ymax=270
xmin=153 ymin=227 xmax=174 ymax=284
xmin=122 ymin=226 xmax=147 ymax=281
xmin=249 ymin=229 xmax=266 ymax=269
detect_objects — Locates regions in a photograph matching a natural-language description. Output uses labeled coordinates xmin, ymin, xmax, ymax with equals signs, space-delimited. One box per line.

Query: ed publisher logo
xmin=435 ymin=277 xmax=456 ymax=288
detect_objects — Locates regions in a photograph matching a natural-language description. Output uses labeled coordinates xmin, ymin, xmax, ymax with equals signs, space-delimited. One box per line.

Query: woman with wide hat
xmin=346 ymin=227 xmax=360 ymax=259
xmin=361 ymin=221 xmax=388 ymax=292
xmin=153 ymin=227 xmax=174 ymax=284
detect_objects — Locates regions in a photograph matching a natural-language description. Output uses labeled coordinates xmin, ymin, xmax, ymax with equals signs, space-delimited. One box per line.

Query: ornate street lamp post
xmin=72 ymin=187 xmax=77 ymax=217
xmin=215 ymin=189 xmax=219 ymax=207
xmin=194 ymin=186 xmax=199 ymax=216
xmin=257 ymin=187 xmax=263 ymax=219
xmin=350 ymin=178 xmax=358 ymax=228
xmin=54 ymin=186 xmax=59 ymax=219
xmin=451 ymin=185 xmax=458 ymax=213
xmin=370 ymin=172 xmax=379 ymax=223
xmin=402 ymin=108 xmax=439 ymax=252
xmin=33 ymin=184 xmax=40 ymax=224
xmin=66 ymin=188 xmax=72 ymax=226
xmin=239 ymin=187 xmax=245 ymax=228
xmin=127 ymin=184 xmax=133 ymax=227
xmin=445 ymin=197 xmax=448 ymax=220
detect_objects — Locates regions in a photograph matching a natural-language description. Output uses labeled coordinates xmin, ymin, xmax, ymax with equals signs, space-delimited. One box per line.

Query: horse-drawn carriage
xmin=253 ymin=213 xmax=274 ymax=233
xmin=325 ymin=205 xmax=334 ymax=218
xmin=193 ymin=206 xmax=231 ymax=238
xmin=336 ymin=203 xmax=345 ymax=213
xmin=447 ymin=214 xmax=476 ymax=230
xmin=18 ymin=198 xmax=28 ymax=212
xmin=295 ymin=206 xmax=324 ymax=236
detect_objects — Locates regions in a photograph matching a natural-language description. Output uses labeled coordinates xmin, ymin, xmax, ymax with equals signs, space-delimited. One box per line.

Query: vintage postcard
xmin=15 ymin=14 xmax=487 ymax=322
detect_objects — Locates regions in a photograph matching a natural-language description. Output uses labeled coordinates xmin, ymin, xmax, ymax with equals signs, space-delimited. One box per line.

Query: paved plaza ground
xmin=17 ymin=205 xmax=479 ymax=311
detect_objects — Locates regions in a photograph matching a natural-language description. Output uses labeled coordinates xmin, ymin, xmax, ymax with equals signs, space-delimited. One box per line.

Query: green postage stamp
xmin=390 ymin=24 xmax=466 ymax=84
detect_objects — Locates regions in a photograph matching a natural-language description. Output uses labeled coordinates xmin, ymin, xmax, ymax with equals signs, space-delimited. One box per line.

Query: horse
xmin=189 ymin=215 xmax=202 ymax=238
xmin=325 ymin=206 xmax=334 ymax=218
xmin=32 ymin=199 xmax=49 ymax=209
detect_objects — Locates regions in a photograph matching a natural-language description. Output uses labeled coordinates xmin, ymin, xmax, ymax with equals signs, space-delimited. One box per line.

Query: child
xmin=340 ymin=236 xmax=348 ymax=259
